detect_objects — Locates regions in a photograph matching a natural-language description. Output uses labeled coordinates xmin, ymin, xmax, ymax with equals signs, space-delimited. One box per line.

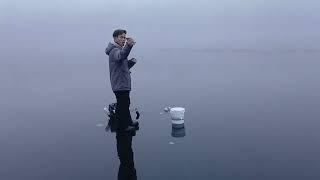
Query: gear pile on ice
xmin=104 ymin=103 xmax=140 ymax=133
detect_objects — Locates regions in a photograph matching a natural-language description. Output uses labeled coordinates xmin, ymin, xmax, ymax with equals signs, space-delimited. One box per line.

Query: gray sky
xmin=1 ymin=0 xmax=319 ymax=50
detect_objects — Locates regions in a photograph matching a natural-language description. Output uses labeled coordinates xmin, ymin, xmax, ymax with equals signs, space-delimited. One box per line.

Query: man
xmin=105 ymin=29 xmax=137 ymax=132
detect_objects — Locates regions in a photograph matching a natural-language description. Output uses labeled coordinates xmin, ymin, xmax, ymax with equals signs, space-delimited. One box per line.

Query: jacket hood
xmin=105 ymin=42 xmax=121 ymax=55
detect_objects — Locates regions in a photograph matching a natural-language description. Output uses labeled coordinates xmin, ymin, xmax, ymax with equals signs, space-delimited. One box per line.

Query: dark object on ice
xmin=106 ymin=103 xmax=140 ymax=135
xmin=135 ymin=110 xmax=140 ymax=120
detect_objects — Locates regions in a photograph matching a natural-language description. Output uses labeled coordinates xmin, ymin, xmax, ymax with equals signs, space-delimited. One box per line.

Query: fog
xmin=1 ymin=0 xmax=320 ymax=179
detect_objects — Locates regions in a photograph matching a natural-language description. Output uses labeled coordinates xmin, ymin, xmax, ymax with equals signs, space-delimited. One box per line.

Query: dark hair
xmin=113 ymin=29 xmax=127 ymax=37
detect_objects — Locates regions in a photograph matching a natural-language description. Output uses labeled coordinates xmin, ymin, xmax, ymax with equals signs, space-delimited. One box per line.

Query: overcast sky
xmin=1 ymin=0 xmax=319 ymax=50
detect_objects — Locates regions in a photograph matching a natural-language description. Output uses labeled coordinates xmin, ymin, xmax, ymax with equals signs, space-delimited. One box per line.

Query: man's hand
xmin=129 ymin=58 xmax=137 ymax=63
xmin=126 ymin=37 xmax=136 ymax=46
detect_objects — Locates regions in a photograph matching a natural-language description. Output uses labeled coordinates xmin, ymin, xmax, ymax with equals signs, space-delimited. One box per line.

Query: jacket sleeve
xmin=112 ymin=43 xmax=133 ymax=62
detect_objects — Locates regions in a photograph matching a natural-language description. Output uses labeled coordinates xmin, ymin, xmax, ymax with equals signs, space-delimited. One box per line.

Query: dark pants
xmin=114 ymin=90 xmax=132 ymax=131
xmin=116 ymin=132 xmax=137 ymax=180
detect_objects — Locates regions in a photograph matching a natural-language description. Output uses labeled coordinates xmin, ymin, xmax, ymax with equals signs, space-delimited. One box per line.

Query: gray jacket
xmin=105 ymin=42 xmax=136 ymax=92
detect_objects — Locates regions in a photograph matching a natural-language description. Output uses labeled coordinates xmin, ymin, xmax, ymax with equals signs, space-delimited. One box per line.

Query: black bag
xmin=105 ymin=103 xmax=140 ymax=133
xmin=107 ymin=103 xmax=118 ymax=132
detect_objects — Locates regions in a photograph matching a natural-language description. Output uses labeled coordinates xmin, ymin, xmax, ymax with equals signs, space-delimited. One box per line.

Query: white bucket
xmin=170 ymin=107 xmax=185 ymax=120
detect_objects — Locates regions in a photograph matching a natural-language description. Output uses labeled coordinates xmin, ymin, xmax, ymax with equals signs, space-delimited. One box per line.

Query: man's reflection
xmin=116 ymin=132 xmax=137 ymax=180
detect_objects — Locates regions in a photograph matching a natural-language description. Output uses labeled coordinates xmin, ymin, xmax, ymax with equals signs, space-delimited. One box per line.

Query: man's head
xmin=113 ymin=29 xmax=127 ymax=47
